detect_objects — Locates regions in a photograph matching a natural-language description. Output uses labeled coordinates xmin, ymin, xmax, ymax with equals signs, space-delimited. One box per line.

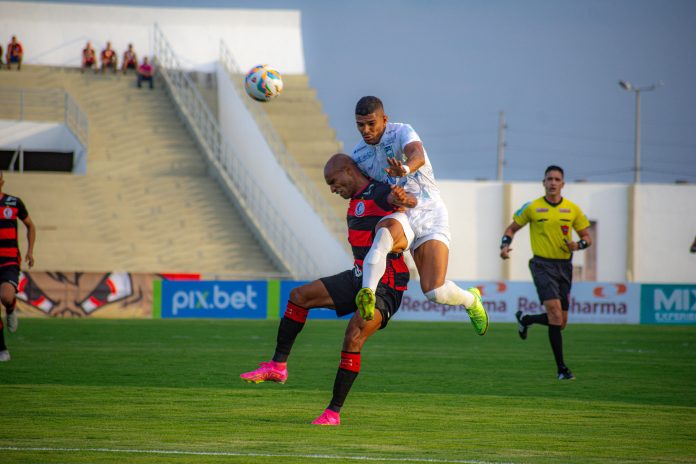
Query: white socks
xmin=425 ymin=281 xmax=475 ymax=308
xmin=362 ymin=228 xmax=394 ymax=292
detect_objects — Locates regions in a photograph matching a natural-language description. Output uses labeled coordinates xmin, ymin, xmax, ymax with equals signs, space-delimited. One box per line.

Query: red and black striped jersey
xmin=347 ymin=180 xmax=408 ymax=291
xmin=0 ymin=194 xmax=28 ymax=267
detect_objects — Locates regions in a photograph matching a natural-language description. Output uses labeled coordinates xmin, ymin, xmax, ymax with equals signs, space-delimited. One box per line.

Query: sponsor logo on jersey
xmin=385 ymin=144 xmax=395 ymax=158
xmin=355 ymin=201 xmax=366 ymax=217
xmin=353 ymin=264 xmax=363 ymax=278
xmin=536 ymin=208 xmax=549 ymax=212
xmin=559 ymin=208 xmax=571 ymax=213
xmin=362 ymin=184 xmax=375 ymax=198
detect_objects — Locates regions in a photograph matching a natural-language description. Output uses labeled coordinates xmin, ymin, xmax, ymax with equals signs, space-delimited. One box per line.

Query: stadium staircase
xmin=0 ymin=65 xmax=282 ymax=276
xmin=257 ymin=74 xmax=346 ymax=220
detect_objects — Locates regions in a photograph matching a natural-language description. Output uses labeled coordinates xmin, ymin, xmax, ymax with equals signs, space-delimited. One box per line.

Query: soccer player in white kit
xmin=351 ymin=96 xmax=488 ymax=335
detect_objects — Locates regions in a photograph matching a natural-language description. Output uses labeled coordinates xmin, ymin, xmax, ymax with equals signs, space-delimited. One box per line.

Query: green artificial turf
xmin=0 ymin=319 xmax=694 ymax=463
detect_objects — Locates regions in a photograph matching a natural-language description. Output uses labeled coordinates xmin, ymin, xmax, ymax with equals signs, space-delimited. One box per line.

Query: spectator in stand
xmin=100 ymin=41 xmax=117 ymax=73
xmin=137 ymin=57 xmax=154 ymax=89
xmin=82 ymin=41 xmax=97 ymax=73
xmin=121 ymin=43 xmax=137 ymax=74
xmin=6 ymin=36 xmax=23 ymax=71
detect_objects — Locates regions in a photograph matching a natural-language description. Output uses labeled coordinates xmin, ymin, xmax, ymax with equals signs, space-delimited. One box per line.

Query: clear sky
xmin=42 ymin=0 xmax=696 ymax=183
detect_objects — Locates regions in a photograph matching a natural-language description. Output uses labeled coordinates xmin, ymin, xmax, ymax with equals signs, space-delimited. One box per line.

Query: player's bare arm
xmin=22 ymin=215 xmax=36 ymax=268
xmin=500 ymin=221 xmax=523 ymax=260
xmin=385 ymin=141 xmax=426 ymax=177
xmin=387 ymin=185 xmax=417 ymax=209
xmin=564 ymin=227 xmax=592 ymax=252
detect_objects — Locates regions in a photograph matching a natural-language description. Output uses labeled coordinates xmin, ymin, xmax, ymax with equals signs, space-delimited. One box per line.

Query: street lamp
xmin=618 ymin=80 xmax=662 ymax=183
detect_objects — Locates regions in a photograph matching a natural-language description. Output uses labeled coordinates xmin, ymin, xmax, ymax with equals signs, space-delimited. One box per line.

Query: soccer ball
xmin=244 ymin=65 xmax=283 ymax=102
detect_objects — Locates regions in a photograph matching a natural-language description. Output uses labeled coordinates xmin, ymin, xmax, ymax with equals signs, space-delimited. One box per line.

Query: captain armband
xmin=500 ymin=235 xmax=513 ymax=249
xmin=577 ymin=239 xmax=589 ymax=250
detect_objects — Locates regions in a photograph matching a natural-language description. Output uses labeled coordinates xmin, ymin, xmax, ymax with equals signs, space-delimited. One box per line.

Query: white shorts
xmin=379 ymin=200 xmax=451 ymax=251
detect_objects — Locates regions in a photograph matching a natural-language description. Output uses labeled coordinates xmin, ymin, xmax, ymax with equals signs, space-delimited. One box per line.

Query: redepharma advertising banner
xmin=151 ymin=279 xmax=693 ymax=325
xmin=394 ymin=281 xmax=640 ymax=324
xmin=640 ymin=284 xmax=696 ymax=324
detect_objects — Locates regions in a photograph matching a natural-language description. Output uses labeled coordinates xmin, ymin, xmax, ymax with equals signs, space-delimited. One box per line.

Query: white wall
xmin=0 ymin=120 xmax=86 ymax=173
xmin=437 ymin=180 xmax=693 ymax=283
xmin=440 ymin=180 xmax=505 ymax=280
xmin=0 ymin=2 xmax=305 ymax=73
xmin=634 ymin=184 xmax=696 ymax=283
xmin=216 ymin=64 xmax=351 ymax=277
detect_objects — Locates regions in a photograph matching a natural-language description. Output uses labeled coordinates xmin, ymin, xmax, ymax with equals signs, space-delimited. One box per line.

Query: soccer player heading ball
xmin=240 ymin=154 xmax=417 ymax=425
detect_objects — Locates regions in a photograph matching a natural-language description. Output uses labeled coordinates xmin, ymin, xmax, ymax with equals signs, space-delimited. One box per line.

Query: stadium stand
xmin=258 ymin=74 xmax=346 ymax=221
xmin=0 ymin=65 xmax=283 ymax=276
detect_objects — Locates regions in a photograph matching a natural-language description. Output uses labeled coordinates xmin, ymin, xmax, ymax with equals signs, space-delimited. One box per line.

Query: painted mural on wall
xmin=16 ymin=271 xmax=158 ymax=318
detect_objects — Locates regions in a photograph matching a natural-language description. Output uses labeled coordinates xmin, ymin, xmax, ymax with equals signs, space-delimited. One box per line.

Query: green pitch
xmin=1 ymin=319 xmax=695 ymax=464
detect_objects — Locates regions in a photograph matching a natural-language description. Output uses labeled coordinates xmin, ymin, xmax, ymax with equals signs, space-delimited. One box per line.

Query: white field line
xmin=0 ymin=446 xmax=518 ymax=464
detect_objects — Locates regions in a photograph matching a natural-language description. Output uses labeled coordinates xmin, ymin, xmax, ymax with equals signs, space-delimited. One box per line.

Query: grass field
xmin=1 ymin=318 xmax=695 ymax=464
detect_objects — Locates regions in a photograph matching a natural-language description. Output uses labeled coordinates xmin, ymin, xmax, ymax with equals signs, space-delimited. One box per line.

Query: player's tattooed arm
xmin=387 ymin=185 xmax=418 ymax=210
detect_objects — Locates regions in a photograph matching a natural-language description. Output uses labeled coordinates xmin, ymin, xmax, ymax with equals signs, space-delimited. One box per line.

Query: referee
xmin=499 ymin=166 xmax=591 ymax=380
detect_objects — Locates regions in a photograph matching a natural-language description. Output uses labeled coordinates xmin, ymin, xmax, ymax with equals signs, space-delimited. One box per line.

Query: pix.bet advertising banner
xmin=159 ymin=280 xmax=267 ymax=319
xmin=394 ymin=281 xmax=640 ymax=324
xmin=640 ymin=284 xmax=696 ymax=324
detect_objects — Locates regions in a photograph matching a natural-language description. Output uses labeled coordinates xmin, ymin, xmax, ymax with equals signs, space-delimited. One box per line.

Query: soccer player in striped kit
xmin=0 ymin=171 xmax=37 ymax=362
xmin=240 ymin=154 xmax=416 ymax=425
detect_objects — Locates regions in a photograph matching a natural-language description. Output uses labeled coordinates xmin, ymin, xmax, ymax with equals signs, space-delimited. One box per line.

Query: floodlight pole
xmin=619 ymin=80 xmax=660 ymax=184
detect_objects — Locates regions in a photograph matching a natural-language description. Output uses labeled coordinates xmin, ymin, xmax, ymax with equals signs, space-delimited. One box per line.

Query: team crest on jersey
xmin=385 ymin=144 xmax=395 ymax=158
xmin=3 ymin=207 xmax=13 ymax=219
xmin=560 ymin=225 xmax=570 ymax=236
xmin=355 ymin=201 xmax=366 ymax=217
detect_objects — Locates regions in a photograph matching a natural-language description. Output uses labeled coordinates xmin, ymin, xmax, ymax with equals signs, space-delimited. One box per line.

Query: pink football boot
xmin=311 ymin=408 xmax=341 ymax=426
xmin=240 ymin=361 xmax=288 ymax=384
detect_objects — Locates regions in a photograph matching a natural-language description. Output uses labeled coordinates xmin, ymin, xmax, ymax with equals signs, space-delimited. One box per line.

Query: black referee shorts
xmin=529 ymin=256 xmax=573 ymax=311
xmin=320 ymin=267 xmax=403 ymax=329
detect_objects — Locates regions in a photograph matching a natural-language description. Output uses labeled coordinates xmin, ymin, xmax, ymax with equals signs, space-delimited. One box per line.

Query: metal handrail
xmin=0 ymin=87 xmax=89 ymax=149
xmin=218 ymin=41 xmax=344 ymax=239
xmin=152 ymin=23 xmax=318 ymax=279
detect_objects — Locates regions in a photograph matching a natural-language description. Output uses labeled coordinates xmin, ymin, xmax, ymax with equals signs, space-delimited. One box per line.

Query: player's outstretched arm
xmin=387 ymin=185 xmax=417 ymax=209
xmin=500 ymin=221 xmax=523 ymax=260
xmin=385 ymin=141 xmax=426 ymax=177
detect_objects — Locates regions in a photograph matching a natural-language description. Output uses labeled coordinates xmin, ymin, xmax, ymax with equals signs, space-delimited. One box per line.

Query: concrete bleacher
xmin=0 ymin=65 xmax=282 ymax=276
xmin=257 ymin=74 xmax=347 ymax=220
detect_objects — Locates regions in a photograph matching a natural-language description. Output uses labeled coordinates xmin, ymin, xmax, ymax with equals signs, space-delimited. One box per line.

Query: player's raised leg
xmin=312 ymin=310 xmax=383 ymax=425
xmin=240 ymin=280 xmax=334 ymax=384
xmin=413 ymin=239 xmax=489 ymax=335
xmin=357 ymin=216 xmax=411 ymax=321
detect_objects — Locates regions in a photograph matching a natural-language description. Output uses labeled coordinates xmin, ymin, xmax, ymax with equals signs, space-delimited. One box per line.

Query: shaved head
xmin=324 ymin=153 xmax=357 ymax=177
xmin=324 ymin=153 xmax=368 ymax=199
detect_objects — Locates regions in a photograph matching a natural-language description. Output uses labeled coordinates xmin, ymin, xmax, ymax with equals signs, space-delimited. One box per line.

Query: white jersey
xmin=351 ymin=122 xmax=441 ymax=205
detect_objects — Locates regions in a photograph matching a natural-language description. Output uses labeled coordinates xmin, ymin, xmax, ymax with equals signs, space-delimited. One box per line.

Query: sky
xmin=43 ymin=0 xmax=696 ymax=183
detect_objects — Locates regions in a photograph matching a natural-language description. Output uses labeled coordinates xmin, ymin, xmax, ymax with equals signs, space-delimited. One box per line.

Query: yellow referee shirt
xmin=513 ymin=196 xmax=590 ymax=260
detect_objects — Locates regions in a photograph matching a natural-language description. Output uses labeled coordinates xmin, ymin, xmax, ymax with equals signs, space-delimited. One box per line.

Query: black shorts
xmin=0 ymin=265 xmax=19 ymax=290
xmin=529 ymin=256 xmax=573 ymax=311
xmin=320 ymin=268 xmax=404 ymax=329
